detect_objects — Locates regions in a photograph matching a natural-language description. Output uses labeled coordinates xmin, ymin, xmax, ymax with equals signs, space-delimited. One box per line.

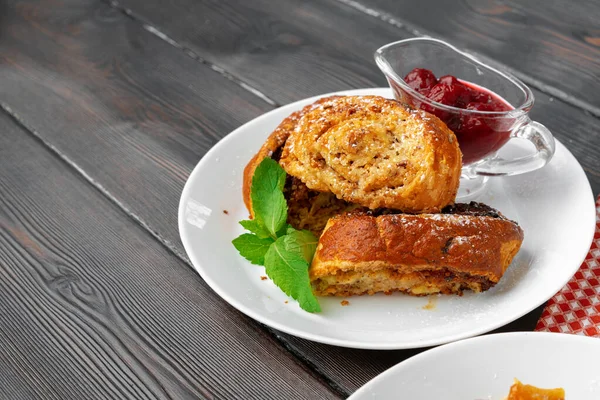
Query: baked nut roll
xmin=279 ymin=95 xmax=462 ymax=213
xmin=310 ymin=202 xmax=524 ymax=296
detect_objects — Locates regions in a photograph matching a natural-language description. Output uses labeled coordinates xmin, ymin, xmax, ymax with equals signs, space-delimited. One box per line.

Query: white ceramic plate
xmin=178 ymin=88 xmax=595 ymax=349
xmin=348 ymin=332 xmax=600 ymax=399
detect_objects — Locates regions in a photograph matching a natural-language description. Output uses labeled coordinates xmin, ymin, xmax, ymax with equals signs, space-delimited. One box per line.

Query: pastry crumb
xmin=422 ymin=296 xmax=437 ymax=310
xmin=223 ymin=210 xmax=229 ymax=215
xmin=284 ymin=301 xmax=288 ymax=304
xmin=260 ymin=276 xmax=267 ymax=281
xmin=341 ymin=300 xmax=350 ymax=306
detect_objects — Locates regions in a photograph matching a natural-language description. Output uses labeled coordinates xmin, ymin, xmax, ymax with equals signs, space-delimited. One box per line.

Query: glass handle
xmin=471 ymin=120 xmax=556 ymax=176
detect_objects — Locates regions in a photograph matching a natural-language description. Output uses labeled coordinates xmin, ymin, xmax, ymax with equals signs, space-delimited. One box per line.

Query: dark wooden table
xmin=1 ymin=0 xmax=598 ymax=398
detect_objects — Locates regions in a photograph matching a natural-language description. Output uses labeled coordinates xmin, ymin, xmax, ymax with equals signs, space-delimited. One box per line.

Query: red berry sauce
xmin=403 ymin=67 xmax=512 ymax=164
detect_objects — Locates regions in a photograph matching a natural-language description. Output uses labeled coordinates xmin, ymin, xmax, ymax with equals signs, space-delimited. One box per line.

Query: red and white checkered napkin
xmin=535 ymin=195 xmax=600 ymax=335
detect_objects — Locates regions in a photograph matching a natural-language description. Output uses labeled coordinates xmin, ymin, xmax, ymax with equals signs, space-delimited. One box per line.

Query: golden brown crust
xmin=242 ymin=96 xmax=341 ymax=215
xmin=279 ymin=95 xmax=462 ymax=213
xmin=310 ymin=211 xmax=524 ymax=296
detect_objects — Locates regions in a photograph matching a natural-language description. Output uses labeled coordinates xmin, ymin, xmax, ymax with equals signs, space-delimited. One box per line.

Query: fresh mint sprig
xmin=232 ymin=157 xmax=321 ymax=313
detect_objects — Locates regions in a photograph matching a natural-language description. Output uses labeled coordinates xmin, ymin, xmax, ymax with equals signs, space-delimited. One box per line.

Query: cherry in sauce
xmin=403 ymin=67 xmax=512 ymax=164
xmin=404 ymin=68 xmax=437 ymax=94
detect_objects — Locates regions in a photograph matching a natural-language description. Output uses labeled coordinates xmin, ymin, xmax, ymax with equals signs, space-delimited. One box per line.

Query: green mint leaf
xmin=276 ymin=223 xmax=292 ymax=238
xmin=251 ymin=158 xmax=287 ymax=238
xmin=234 ymin=157 xmax=321 ymax=313
xmin=264 ymin=237 xmax=321 ymax=313
xmin=232 ymin=234 xmax=274 ymax=265
xmin=239 ymin=220 xmax=271 ymax=239
xmin=283 ymin=228 xmax=318 ymax=264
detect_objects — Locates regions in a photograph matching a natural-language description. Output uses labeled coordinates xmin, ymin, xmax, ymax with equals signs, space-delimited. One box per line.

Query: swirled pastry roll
xmin=279 ymin=96 xmax=462 ymax=213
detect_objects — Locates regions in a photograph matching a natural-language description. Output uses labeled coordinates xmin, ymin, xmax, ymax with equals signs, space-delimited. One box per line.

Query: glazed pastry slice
xmin=310 ymin=202 xmax=524 ymax=296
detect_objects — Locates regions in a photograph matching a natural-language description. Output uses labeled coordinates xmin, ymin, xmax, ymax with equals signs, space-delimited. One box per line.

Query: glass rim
xmin=374 ymin=37 xmax=535 ymax=117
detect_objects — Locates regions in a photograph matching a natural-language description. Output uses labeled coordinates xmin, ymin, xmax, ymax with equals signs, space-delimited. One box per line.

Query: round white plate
xmin=178 ymin=88 xmax=595 ymax=349
xmin=348 ymin=332 xmax=600 ymax=399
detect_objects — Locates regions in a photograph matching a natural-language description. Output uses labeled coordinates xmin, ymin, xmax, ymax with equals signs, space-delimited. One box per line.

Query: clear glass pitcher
xmin=375 ymin=38 xmax=555 ymax=197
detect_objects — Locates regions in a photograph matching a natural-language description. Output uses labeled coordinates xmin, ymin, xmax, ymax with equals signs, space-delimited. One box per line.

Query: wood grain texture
xmin=0 ymin=0 xmax=274 ymax=259
xmin=112 ymin=0 xmax=600 ymax=194
xmin=278 ymin=303 xmax=545 ymax=392
xmin=344 ymin=0 xmax=600 ymax=113
xmin=1 ymin=0 xmax=598 ymax=396
xmin=0 ymin=112 xmax=339 ymax=399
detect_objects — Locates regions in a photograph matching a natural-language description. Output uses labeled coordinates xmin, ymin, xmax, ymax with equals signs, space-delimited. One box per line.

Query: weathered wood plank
xmin=112 ymin=0 xmax=600 ymax=194
xmin=343 ymin=0 xmax=600 ymax=114
xmin=0 ymin=111 xmax=339 ymax=399
xmin=1 ymin=0 xmax=598 ymax=396
xmin=279 ymin=304 xmax=545 ymax=392
xmin=0 ymin=0 xmax=274 ymax=258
